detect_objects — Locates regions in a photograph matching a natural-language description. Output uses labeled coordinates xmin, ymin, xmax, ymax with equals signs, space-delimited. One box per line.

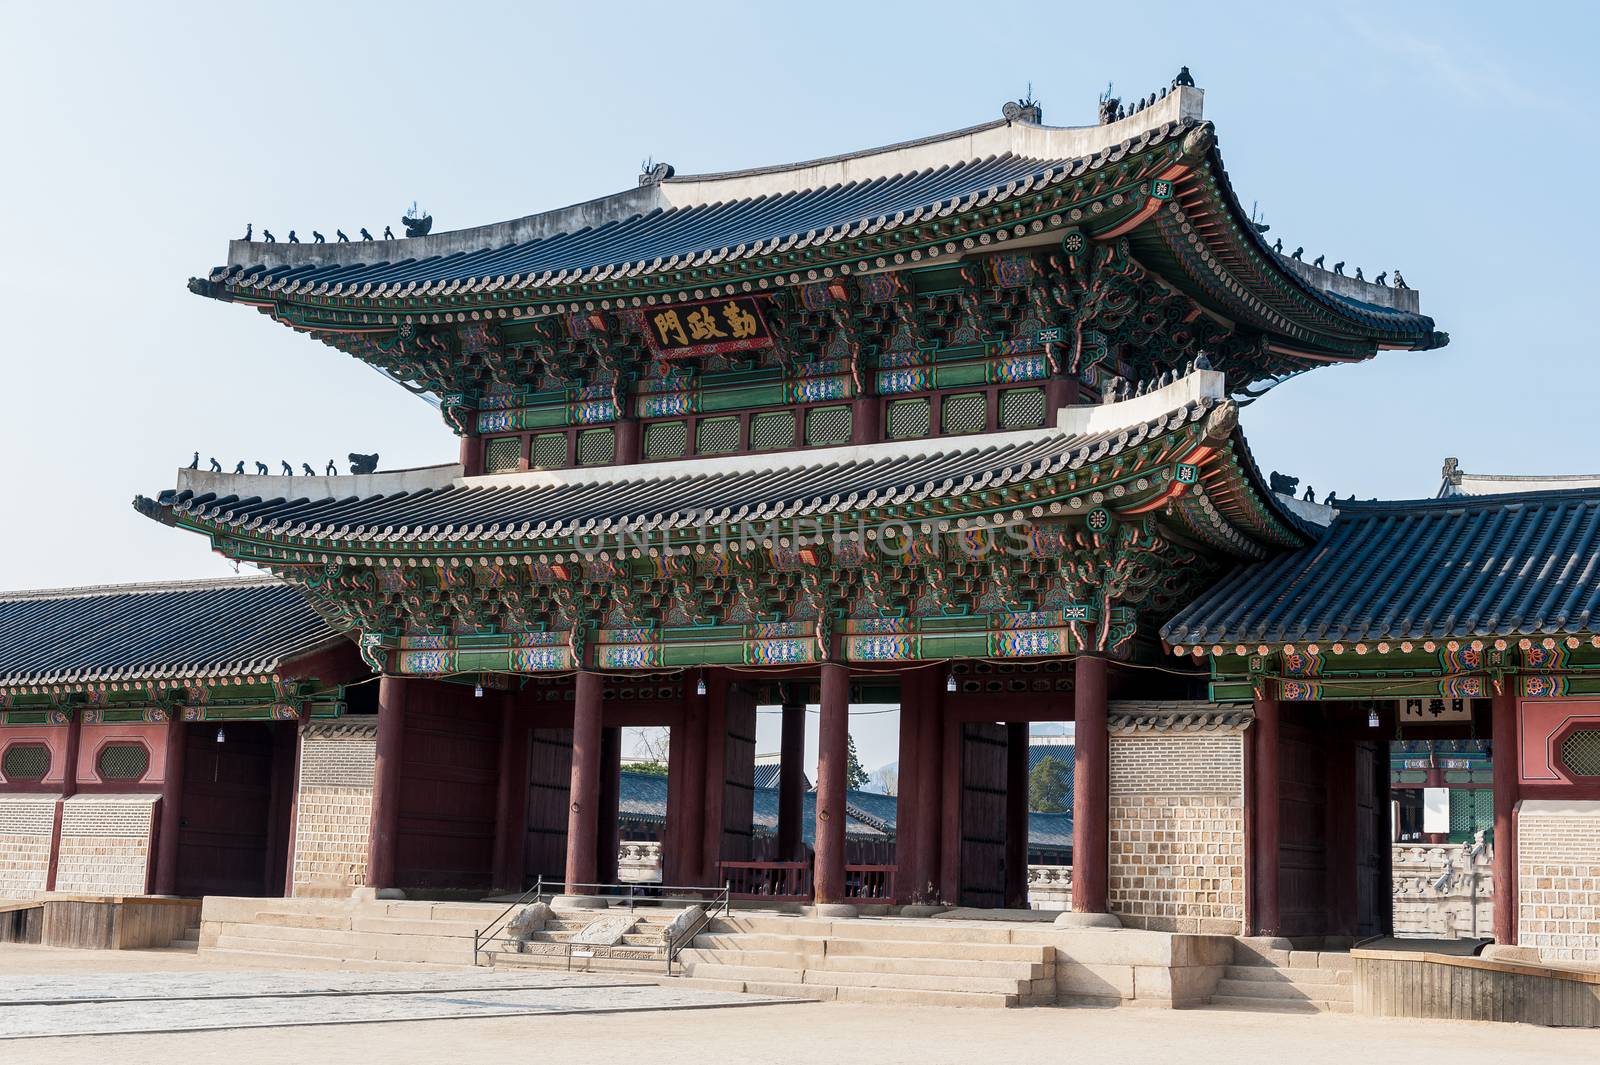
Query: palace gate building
xmin=3 ymin=75 xmax=1598 ymax=960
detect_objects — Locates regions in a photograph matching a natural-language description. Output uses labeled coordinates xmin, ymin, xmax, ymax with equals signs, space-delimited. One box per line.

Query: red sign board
xmin=641 ymin=297 xmax=773 ymax=359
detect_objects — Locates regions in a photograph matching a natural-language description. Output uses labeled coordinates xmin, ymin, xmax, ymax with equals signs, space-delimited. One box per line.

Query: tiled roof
xmin=1162 ymin=490 xmax=1600 ymax=647
xmin=1027 ymin=811 xmax=1074 ymax=851
xmin=0 ymin=577 xmax=341 ymax=687
xmin=141 ymin=383 xmax=1241 ymax=548
xmin=1106 ymin=700 xmax=1253 ymax=732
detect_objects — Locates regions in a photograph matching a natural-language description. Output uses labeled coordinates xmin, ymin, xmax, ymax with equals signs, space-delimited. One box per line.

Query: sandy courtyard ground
xmin=0 ymin=943 xmax=1589 ymax=1065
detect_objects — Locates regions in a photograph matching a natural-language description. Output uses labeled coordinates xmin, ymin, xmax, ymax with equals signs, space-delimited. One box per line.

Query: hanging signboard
xmin=1396 ymin=697 xmax=1473 ymax=723
xmin=642 ymin=297 xmax=773 ymax=359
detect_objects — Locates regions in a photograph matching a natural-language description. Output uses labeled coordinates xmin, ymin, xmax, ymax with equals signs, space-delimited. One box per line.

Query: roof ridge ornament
xmin=1001 ymin=86 xmax=1041 ymax=126
xmin=402 ymin=202 xmax=433 ymax=238
xmin=638 ymin=158 xmax=676 ymax=187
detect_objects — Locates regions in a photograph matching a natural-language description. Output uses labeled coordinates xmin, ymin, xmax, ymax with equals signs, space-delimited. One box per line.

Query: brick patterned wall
xmin=1108 ymin=731 xmax=1246 ymax=934
xmin=1517 ymin=800 xmax=1600 ymax=961
xmin=0 ymin=795 xmax=59 ymax=898
xmin=292 ymin=724 xmax=377 ymax=895
xmin=53 ymin=794 xmax=158 ymax=895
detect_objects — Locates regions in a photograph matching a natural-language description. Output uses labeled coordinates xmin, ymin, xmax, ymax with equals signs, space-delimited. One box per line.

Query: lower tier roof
xmin=0 ymin=577 xmax=341 ymax=688
xmin=1162 ymin=489 xmax=1600 ymax=647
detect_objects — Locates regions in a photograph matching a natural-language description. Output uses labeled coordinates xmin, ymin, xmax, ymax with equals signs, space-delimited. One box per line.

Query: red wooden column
xmin=45 ymin=711 xmax=84 ymax=892
xmin=698 ymin=673 xmax=729 ymax=886
xmin=366 ymin=675 xmax=408 ymax=890
xmin=1005 ymin=721 xmax=1030 ymax=909
xmin=491 ymin=692 xmax=532 ymax=892
xmin=1072 ymin=654 xmax=1109 ymax=914
xmin=939 ymin=699 xmax=961 ymax=904
xmin=153 ymin=716 xmax=187 ymax=895
xmin=777 ymin=688 xmax=808 ymax=861
xmin=1251 ymin=689 xmax=1282 ymax=936
xmin=892 ymin=673 xmax=923 ymax=901
xmin=563 ymin=670 xmax=604 ymax=893
xmin=458 ymin=428 xmax=483 ymax=477
xmin=912 ymin=669 xmax=945 ymax=903
xmin=813 ymin=662 xmax=850 ymax=904
xmin=1491 ymin=687 xmax=1520 ymax=944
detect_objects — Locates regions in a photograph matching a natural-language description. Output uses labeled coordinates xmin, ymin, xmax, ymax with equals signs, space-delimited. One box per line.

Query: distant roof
xmin=1163 ymin=489 xmax=1600 ymax=648
xmin=0 ymin=576 xmax=341 ymax=687
xmin=1438 ymin=457 xmax=1600 ymax=498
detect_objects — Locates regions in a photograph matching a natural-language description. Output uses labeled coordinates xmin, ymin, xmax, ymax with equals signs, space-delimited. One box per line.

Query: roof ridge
xmin=0 ymin=573 xmax=284 ymax=604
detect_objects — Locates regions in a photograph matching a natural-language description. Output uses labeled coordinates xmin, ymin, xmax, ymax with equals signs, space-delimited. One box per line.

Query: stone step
xmin=211 ymin=933 xmax=470 ymax=967
xmin=1213 ymin=978 xmax=1352 ymax=1003
xmin=679 ymin=975 xmax=1019 ymax=1008
xmin=201 ymin=948 xmax=452 ymax=974
xmin=350 ymin=916 xmax=484 ymax=938
xmin=800 ymin=967 xmax=1028 ymax=996
xmin=712 ymin=916 xmax=1020 ymax=944
xmin=1209 ymin=994 xmax=1352 ymax=1015
xmin=212 ymin=922 xmax=473 ymax=955
xmin=1222 ymin=964 xmax=1350 ymax=986
xmin=679 ymin=947 xmax=1046 ymax=981
xmin=693 ymin=932 xmax=1045 ymax=963
xmin=488 ymin=951 xmax=668 ymax=974
xmin=683 ymin=962 xmax=806 ymax=985
xmin=527 ymin=931 xmax=664 ymax=947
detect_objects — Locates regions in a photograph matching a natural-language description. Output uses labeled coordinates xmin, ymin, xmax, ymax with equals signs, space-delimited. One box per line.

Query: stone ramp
xmin=199 ymin=896 xmax=513 ymax=971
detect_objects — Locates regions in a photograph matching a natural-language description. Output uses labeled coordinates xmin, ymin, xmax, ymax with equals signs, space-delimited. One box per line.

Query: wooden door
xmin=524 ymin=727 xmax=572 ymax=886
xmin=958 ymin=723 xmax=1008 ymax=908
xmin=395 ymin=686 xmax=500 ymax=889
xmin=1353 ymin=739 xmax=1390 ymax=937
xmin=176 ymin=722 xmax=275 ymax=897
xmin=720 ymin=686 xmax=757 ymax=863
xmin=1278 ymin=722 xmax=1329 ymax=937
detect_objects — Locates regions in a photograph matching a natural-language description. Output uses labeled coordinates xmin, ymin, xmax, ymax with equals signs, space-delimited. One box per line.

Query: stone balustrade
xmin=617 ymin=840 xmax=663 ymax=884
xmin=1391 ymin=841 xmax=1493 ymax=939
xmin=1027 ymin=864 xmax=1073 ymax=910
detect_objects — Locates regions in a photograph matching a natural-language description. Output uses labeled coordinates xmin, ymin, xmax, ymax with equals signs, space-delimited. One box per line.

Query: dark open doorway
xmin=175 ymin=721 xmax=295 ymax=897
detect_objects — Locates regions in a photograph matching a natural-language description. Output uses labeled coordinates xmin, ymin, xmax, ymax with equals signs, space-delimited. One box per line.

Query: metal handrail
xmin=473 ymin=878 xmax=731 ymax=967
xmin=664 ymin=882 xmax=731 ymax=974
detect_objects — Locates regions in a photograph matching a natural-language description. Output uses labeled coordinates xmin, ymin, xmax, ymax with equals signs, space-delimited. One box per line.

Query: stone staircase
xmin=485 ymin=911 xmax=681 ymax=973
xmin=198 ymin=897 xmax=506 ymax=971
xmin=675 ymin=914 xmax=1055 ymax=1007
xmin=1208 ymin=943 xmax=1353 ymax=1013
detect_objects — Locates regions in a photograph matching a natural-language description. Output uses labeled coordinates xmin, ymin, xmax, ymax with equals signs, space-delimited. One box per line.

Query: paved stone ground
xmin=1 ymin=944 xmax=1589 ymax=1065
xmin=0 ymin=945 xmax=787 ymax=1042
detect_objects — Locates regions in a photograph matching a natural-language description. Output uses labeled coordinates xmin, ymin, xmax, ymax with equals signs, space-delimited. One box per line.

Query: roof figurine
xmin=1173 ymin=66 xmax=1196 ymax=88
xmin=336 ymin=229 xmax=350 ymax=243
xmin=312 ymin=230 xmax=326 ymax=244
xmin=242 ymin=223 xmax=251 ymax=241
xmin=1001 ymin=87 xmax=1041 ymax=126
xmin=360 ymin=227 xmax=373 ymax=241
xmin=348 ymin=452 xmax=379 ymax=475
xmin=287 ymin=230 xmax=299 ymax=243
xmin=401 ymin=202 xmax=432 ymax=238
xmin=637 ymin=159 xmax=675 ymax=186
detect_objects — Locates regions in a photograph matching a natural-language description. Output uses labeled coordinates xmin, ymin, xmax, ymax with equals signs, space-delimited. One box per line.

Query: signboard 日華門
xmin=642 ymin=297 xmax=773 ymax=359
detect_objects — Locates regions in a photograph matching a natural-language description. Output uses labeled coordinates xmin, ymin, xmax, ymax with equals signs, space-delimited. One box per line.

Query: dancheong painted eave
xmin=0 ymin=576 xmax=342 ymax=689
xmin=133 ymin=369 xmax=1314 ymax=562
xmin=190 ymin=83 xmax=1443 ymax=361
xmin=1161 ymin=488 xmax=1600 ymax=650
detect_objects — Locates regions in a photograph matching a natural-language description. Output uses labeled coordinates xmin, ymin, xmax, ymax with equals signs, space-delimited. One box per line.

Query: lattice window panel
xmin=942 ymin=392 xmax=987 ymax=434
xmin=1448 ymin=788 xmax=1493 ymax=838
xmin=532 ymin=433 xmax=568 ymax=469
xmin=1561 ymin=729 xmax=1600 ymax=777
xmin=805 ymin=406 xmax=852 ymax=446
xmin=1 ymin=743 xmax=49 ymax=782
xmin=644 ymin=421 xmax=687 ymax=459
xmin=697 ymin=417 xmax=741 ymax=454
xmin=577 ymin=428 xmax=615 ymax=466
xmin=96 ymin=744 xmax=149 ymax=782
xmin=750 ymin=411 xmax=796 ymax=451
xmin=483 ymin=437 xmax=522 ymax=474
xmin=999 ymin=387 xmax=1046 ymax=430
xmin=887 ymin=398 xmax=931 ymax=439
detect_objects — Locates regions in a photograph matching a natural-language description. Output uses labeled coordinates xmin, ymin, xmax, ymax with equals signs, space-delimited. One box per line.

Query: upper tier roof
xmin=1438 ymin=457 xmax=1600 ymax=498
xmin=0 ymin=576 xmax=341 ymax=687
xmin=136 ymin=369 xmax=1310 ymax=556
xmin=1161 ymin=489 xmax=1600 ymax=647
xmin=197 ymin=85 xmax=1438 ymax=356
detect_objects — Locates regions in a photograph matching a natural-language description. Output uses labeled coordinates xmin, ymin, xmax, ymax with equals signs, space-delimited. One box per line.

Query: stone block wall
xmin=0 ymin=795 xmax=59 ymax=898
xmin=53 ymin=794 xmax=158 ymax=895
xmin=1517 ymin=800 xmax=1600 ymax=962
xmin=1107 ymin=716 xmax=1247 ymax=935
xmin=291 ymin=722 xmax=377 ymax=896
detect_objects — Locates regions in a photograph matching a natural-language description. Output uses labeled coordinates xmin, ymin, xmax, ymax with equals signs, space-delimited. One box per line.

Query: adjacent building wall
xmin=1517 ymin=800 xmax=1600 ymax=962
xmin=53 ymin=794 xmax=159 ymax=895
xmin=291 ymin=721 xmax=377 ymax=896
xmin=0 ymin=795 xmax=59 ymax=897
xmin=1107 ymin=707 xmax=1249 ymax=935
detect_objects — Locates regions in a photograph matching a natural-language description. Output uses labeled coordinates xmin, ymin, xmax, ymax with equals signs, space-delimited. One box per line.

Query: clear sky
xmin=2 ymin=1 xmax=1596 ymax=769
